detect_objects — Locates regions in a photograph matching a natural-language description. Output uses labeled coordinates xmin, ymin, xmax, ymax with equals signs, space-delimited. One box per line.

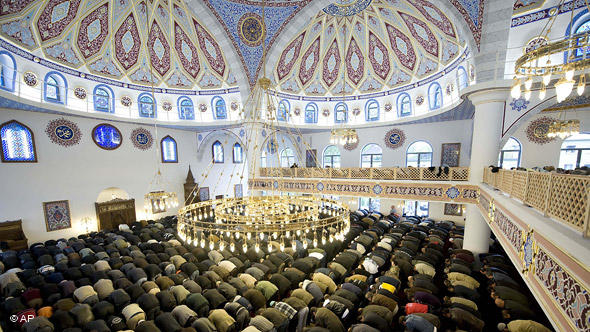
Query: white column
xmin=462 ymin=86 xmax=509 ymax=255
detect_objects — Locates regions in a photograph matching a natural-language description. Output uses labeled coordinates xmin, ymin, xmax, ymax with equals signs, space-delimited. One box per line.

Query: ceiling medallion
xmin=45 ymin=118 xmax=82 ymax=147
xmin=323 ymin=0 xmax=373 ymax=17
xmin=238 ymin=13 xmax=266 ymax=47
xmin=24 ymin=72 xmax=38 ymax=87
xmin=121 ymin=96 xmax=132 ymax=107
xmin=384 ymin=128 xmax=406 ymax=149
xmin=130 ymin=128 xmax=153 ymax=150
xmin=526 ymin=116 xmax=557 ymax=145
xmin=74 ymin=87 xmax=87 ymax=99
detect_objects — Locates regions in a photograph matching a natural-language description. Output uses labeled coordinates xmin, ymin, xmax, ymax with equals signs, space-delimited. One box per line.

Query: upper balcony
xmin=259 ymin=167 xmax=470 ymax=181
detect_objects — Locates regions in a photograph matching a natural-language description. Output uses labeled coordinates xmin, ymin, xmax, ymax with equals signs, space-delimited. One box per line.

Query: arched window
xmin=360 ymin=143 xmax=382 ymax=168
xmin=365 ymin=99 xmax=379 ymax=121
xmin=138 ymin=93 xmax=156 ymax=118
xmin=559 ymin=133 xmax=590 ymax=170
xmin=573 ymin=18 xmax=590 ymax=57
xmin=277 ymin=100 xmax=289 ymax=122
xmin=406 ymin=141 xmax=433 ymax=167
xmin=359 ymin=197 xmax=380 ymax=212
xmin=233 ymin=143 xmax=243 ymax=163
xmin=178 ymin=97 xmax=195 ymax=120
xmin=305 ymin=103 xmax=318 ymax=124
xmin=93 ymin=85 xmax=114 ymax=113
xmin=44 ymin=72 xmax=67 ymax=104
xmin=428 ymin=82 xmax=442 ymax=110
xmin=1 ymin=120 xmax=36 ymax=162
xmin=397 ymin=93 xmax=412 ymax=117
xmin=498 ymin=137 xmax=521 ymax=169
xmin=212 ymin=140 xmax=224 ymax=163
xmin=334 ymin=102 xmax=348 ymax=123
xmin=261 ymin=150 xmax=267 ymax=168
xmin=457 ymin=66 xmax=468 ymax=90
xmin=323 ymin=145 xmax=341 ymax=168
xmin=404 ymin=200 xmax=429 ymax=217
xmin=280 ymin=148 xmax=295 ymax=167
xmin=212 ymin=96 xmax=227 ymax=120
xmin=161 ymin=136 xmax=178 ymax=163
xmin=0 ymin=51 xmax=16 ymax=92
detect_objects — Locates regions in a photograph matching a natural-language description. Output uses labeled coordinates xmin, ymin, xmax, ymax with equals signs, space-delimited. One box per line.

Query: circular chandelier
xmin=330 ymin=128 xmax=359 ymax=146
xmin=145 ymin=190 xmax=179 ymax=214
xmin=177 ymin=196 xmax=349 ymax=253
xmin=547 ymin=119 xmax=580 ymax=139
xmin=512 ymin=1 xmax=590 ymax=102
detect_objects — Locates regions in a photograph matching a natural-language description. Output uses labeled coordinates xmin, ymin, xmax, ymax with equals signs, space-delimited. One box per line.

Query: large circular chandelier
xmin=330 ymin=128 xmax=359 ymax=146
xmin=178 ymin=196 xmax=349 ymax=253
xmin=512 ymin=1 xmax=590 ymax=102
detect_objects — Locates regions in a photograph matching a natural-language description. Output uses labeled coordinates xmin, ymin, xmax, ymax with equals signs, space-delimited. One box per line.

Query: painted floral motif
xmin=0 ymin=0 xmax=35 ymax=16
xmin=162 ymin=101 xmax=172 ymax=112
xmin=194 ymin=19 xmax=226 ymax=77
xmin=526 ymin=116 xmax=556 ymax=145
xmin=525 ymin=36 xmax=547 ymax=53
xmin=399 ymin=12 xmax=439 ymax=58
xmin=446 ymin=83 xmax=454 ymax=95
xmin=446 ymin=186 xmax=460 ymax=199
xmin=368 ymin=32 xmax=390 ymax=80
xmin=1 ymin=14 xmax=38 ymax=48
xmin=322 ymin=39 xmax=341 ymax=87
xmin=408 ymin=0 xmax=456 ymax=38
xmin=45 ymin=118 xmax=82 ymax=147
xmin=299 ymin=37 xmax=320 ymax=86
xmin=510 ymin=97 xmax=529 ymax=112
xmin=373 ymin=184 xmax=383 ymax=195
xmin=147 ymin=21 xmax=171 ymax=77
xmin=76 ymin=3 xmax=109 ymax=59
xmin=322 ymin=108 xmax=330 ymax=117
xmin=24 ymin=72 xmax=38 ymax=87
xmin=121 ymin=95 xmax=132 ymax=106
xmin=317 ymin=182 xmax=325 ymax=191
xmin=231 ymin=102 xmax=239 ymax=111
xmin=174 ymin=22 xmax=200 ymax=79
xmin=74 ymin=87 xmax=86 ymax=99
xmin=352 ymin=107 xmax=361 ymax=116
xmin=384 ymin=128 xmax=406 ymax=149
xmin=114 ymin=13 xmax=141 ymax=70
xmin=199 ymin=103 xmax=207 ymax=112
xmin=346 ymin=37 xmax=364 ymax=86
xmin=385 ymin=24 xmax=416 ymax=71
xmin=384 ymin=103 xmax=392 ymax=112
xmin=277 ymin=32 xmax=305 ymax=81
xmin=130 ymin=127 xmax=153 ymax=150
xmin=449 ymin=0 xmax=484 ymax=49
xmin=238 ymin=12 xmax=265 ymax=47
xmin=36 ymin=0 xmax=82 ymax=42
xmin=416 ymin=95 xmax=424 ymax=105
xmin=293 ymin=108 xmax=301 ymax=116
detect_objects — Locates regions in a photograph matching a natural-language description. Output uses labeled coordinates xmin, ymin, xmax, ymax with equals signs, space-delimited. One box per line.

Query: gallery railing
xmin=483 ymin=167 xmax=590 ymax=237
xmin=259 ymin=167 xmax=470 ymax=181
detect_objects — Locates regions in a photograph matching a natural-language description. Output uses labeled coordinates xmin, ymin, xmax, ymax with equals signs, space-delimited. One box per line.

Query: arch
xmin=96 ymin=187 xmax=130 ymax=203
xmin=457 ymin=66 xmax=468 ymax=91
xmin=334 ymin=102 xmax=348 ymax=123
xmin=93 ymin=84 xmax=114 ymax=113
xmin=233 ymin=142 xmax=244 ymax=163
xmin=161 ymin=135 xmax=178 ymax=163
xmin=360 ymin=143 xmax=382 ymax=168
xmin=323 ymin=145 xmax=341 ymax=168
xmin=304 ymin=102 xmax=318 ymax=124
xmin=498 ymin=137 xmax=521 ymax=169
xmin=365 ymin=99 xmax=379 ymax=121
xmin=406 ymin=141 xmax=433 ymax=167
xmin=397 ymin=93 xmax=412 ymax=117
xmin=0 ymin=120 xmax=37 ymax=162
xmin=177 ymin=96 xmax=195 ymax=120
xmin=138 ymin=92 xmax=156 ymax=118
xmin=212 ymin=96 xmax=227 ymax=120
xmin=0 ymin=51 xmax=16 ymax=92
xmin=559 ymin=133 xmax=590 ymax=170
xmin=261 ymin=150 xmax=267 ymax=168
xmin=44 ymin=71 xmax=67 ymax=104
xmin=428 ymin=82 xmax=442 ymax=110
xmin=280 ymin=147 xmax=295 ymax=167
xmin=277 ymin=99 xmax=290 ymax=122
xmin=196 ymin=129 xmax=245 ymax=162
xmin=565 ymin=9 xmax=590 ymax=59
xmin=212 ymin=140 xmax=224 ymax=163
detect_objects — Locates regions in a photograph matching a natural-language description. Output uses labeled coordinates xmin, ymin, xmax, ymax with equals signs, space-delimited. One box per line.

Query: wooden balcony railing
xmin=483 ymin=167 xmax=590 ymax=237
xmin=259 ymin=167 xmax=470 ymax=181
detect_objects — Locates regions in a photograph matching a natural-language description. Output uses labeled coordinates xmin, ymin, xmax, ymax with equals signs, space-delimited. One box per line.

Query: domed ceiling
xmin=273 ymin=0 xmax=467 ymax=96
xmin=0 ymin=0 xmax=237 ymax=89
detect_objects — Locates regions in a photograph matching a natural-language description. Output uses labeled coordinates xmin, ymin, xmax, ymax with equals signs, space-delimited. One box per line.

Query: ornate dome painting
xmin=0 ymin=0 xmax=236 ymax=90
xmin=274 ymin=0 xmax=466 ymax=97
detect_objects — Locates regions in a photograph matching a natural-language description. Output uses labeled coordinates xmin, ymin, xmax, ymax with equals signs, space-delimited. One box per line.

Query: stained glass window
xmin=398 ymin=93 xmax=411 ymax=117
xmin=366 ymin=99 xmax=379 ymax=121
xmin=305 ymin=103 xmax=318 ymax=123
xmin=178 ymin=97 xmax=194 ymax=120
xmin=335 ymin=102 xmax=348 ymax=123
xmin=0 ymin=52 xmax=16 ymax=92
xmin=233 ymin=143 xmax=243 ymax=163
xmin=94 ymin=85 xmax=113 ymax=113
xmin=428 ymin=83 xmax=442 ymax=110
xmin=138 ymin=93 xmax=156 ymax=118
xmin=92 ymin=124 xmax=122 ymax=150
xmin=277 ymin=100 xmax=289 ymax=122
xmin=1 ymin=121 xmax=36 ymax=162
xmin=212 ymin=97 xmax=227 ymax=120
xmin=575 ymin=20 xmax=590 ymax=57
xmin=161 ymin=136 xmax=178 ymax=163
xmin=213 ymin=140 xmax=224 ymax=163
xmin=45 ymin=72 xmax=66 ymax=104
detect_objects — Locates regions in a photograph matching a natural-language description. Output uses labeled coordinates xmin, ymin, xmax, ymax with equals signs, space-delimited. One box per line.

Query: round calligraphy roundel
xmin=130 ymin=128 xmax=153 ymax=150
xmin=238 ymin=13 xmax=265 ymax=47
xmin=384 ymin=128 xmax=406 ymax=149
xmin=46 ymin=118 xmax=82 ymax=147
xmin=526 ymin=117 xmax=556 ymax=145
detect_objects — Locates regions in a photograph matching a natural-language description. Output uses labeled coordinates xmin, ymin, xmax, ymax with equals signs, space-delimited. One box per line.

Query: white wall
xmin=0 ymin=109 xmax=246 ymax=243
xmin=303 ymin=119 xmax=473 ymax=167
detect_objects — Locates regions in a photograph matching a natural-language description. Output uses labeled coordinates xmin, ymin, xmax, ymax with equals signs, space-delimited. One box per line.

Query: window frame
xmin=212 ymin=140 xmax=224 ymax=163
xmin=304 ymin=102 xmax=318 ymax=124
xmin=359 ymin=197 xmax=381 ymax=212
xmin=212 ymin=96 xmax=227 ymax=120
xmin=404 ymin=200 xmax=430 ymax=217
xmin=360 ymin=143 xmax=383 ymax=168
xmin=91 ymin=123 xmax=122 ymax=151
xmin=277 ymin=99 xmax=290 ymax=122
xmin=138 ymin=92 xmax=157 ymax=118
xmin=428 ymin=82 xmax=442 ymax=110
xmin=0 ymin=51 xmax=16 ymax=92
xmin=457 ymin=66 xmax=468 ymax=91
xmin=161 ymin=135 xmax=178 ymax=163
xmin=280 ymin=148 xmax=296 ymax=168
xmin=559 ymin=133 xmax=590 ymax=169
xmin=365 ymin=99 xmax=380 ymax=122
xmin=177 ymin=96 xmax=195 ymax=120
xmin=0 ymin=120 xmax=37 ymax=163
xmin=233 ymin=142 xmax=243 ymax=164
xmin=93 ymin=85 xmax=114 ymax=113
xmin=397 ymin=93 xmax=412 ymax=117
xmin=323 ymin=145 xmax=341 ymax=168
xmin=334 ymin=102 xmax=348 ymax=124
xmin=44 ymin=71 xmax=67 ymax=104
xmin=406 ymin=141 xmax=433 ymax=167
xmin=498 ymin=137 xmax=521 ymax=169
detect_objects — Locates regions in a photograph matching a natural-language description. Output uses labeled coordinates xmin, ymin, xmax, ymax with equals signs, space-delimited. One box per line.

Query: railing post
xmin=393 ymin=167 xmax=397 ymax=180
xmin=369 ymin=168 xmax=374 ymax=180
xmin=543 ymin=173 xmax=553 ymax=216
xmin=419 ymin=168 xmax=424 ymax=180
xmin=584 ymin=187 xmax=590 ymax=238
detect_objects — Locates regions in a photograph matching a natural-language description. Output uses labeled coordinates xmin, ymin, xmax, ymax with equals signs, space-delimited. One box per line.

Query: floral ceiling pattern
xmin=0 ymin=0 xmax=236 ymax=90
xmin=273 ymin=0 xmax=466 ymax=96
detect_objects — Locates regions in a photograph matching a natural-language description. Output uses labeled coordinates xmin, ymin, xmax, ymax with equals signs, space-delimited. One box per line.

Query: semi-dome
xmin=0 ymin=0 xmax=236 ymax=89
xmin=272 ymin=0 xmax=467 ymax=97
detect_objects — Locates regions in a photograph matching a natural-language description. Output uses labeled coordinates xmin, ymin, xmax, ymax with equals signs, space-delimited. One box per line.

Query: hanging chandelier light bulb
xmin=511 ymin=77 xmax=521 ymax=99
xmin=555 ymin=77 xmax=575 ymax=102
xmin=539 ymin=83 xmax=547 ymax=100
xmin=524 ymin=89 xmax=532 ymax=101
xmin=577 ymin=74 xmax=586 ymax=96
xmin=565 ymin=66 xmax=575 ymax=81
xmin=524 ymin=76 xmax=533 ymax=90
